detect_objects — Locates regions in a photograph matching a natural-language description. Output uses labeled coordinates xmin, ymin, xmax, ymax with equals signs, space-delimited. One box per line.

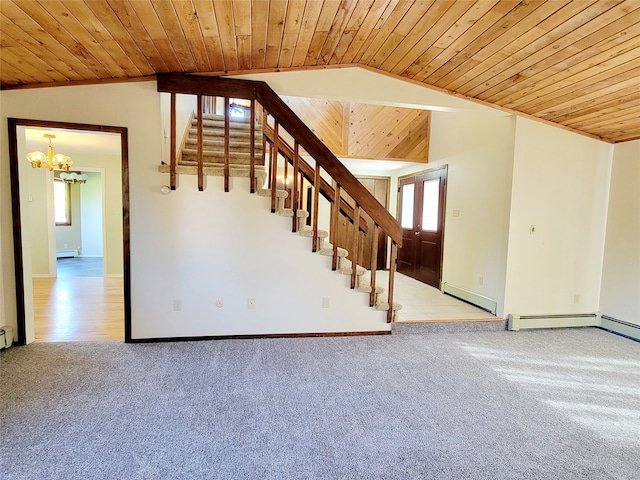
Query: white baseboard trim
xmin=598 ymin=315 xmax=640 ymax=342
xmin=507 ymin=314 xmax=599 ymax=331
xmin=442 ymin=282 xmax=497 ymax=315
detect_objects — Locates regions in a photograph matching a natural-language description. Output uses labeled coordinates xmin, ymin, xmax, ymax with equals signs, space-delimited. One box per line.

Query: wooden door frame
xmin=8 ymin=118 xmax=131 ymax=345
xmin=397 ymin=165 xmax=448 ymax=288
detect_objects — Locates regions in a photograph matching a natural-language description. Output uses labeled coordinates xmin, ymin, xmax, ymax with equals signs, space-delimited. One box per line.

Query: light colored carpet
xmin=1 ymin=328 xmax=638 ymax=479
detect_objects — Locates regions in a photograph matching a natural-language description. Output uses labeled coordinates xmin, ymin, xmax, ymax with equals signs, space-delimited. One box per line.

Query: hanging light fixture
xmin=59 ymin=172 xmax=88 ymax=184
xmin=27 ymin=134 xmax=73 ymax=171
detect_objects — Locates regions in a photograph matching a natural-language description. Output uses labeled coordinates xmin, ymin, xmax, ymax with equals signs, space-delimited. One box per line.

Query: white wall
xmin=394 ymin=112 xmax=516 ymax=317
xmin=55 ymin=183 xmax=83 ymax=255
xmin=25 ymin=165 xmax=53 ymax=276
xmin=135 ymin=173 xmax=389 ymax=338
xmin=599 ymin=140 xmax=640 ymax=326
xmin=80 ymin=172 xmax=103 ymax=257
xmin=504 ymin=118 xmax=613 ymax=316
xmin=71 ymin=154 xmax=123 ymax=276
xmin=1 ymin=82 xmax=157 ymax=341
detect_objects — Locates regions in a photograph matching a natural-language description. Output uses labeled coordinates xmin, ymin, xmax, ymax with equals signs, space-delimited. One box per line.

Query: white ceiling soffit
xmin=24 ymin=127 xmax=121 ymax=156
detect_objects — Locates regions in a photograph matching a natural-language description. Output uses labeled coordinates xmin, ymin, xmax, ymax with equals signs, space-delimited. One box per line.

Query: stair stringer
xmin=134 ymin=173 xmax=390 ymax=339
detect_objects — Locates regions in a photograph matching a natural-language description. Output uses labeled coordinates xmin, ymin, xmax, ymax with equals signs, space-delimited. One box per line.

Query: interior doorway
xmin=8 ymin=118 xmax=131 ymax=345
xmin=397 ymin=166 xmax=447 ymax=288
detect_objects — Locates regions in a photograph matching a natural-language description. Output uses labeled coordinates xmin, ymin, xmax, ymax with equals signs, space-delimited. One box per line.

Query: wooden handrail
xmin=157 ymin=73 xmax=401 ymax=246
xmin=263 ymin=124 xmax=368 ymax=234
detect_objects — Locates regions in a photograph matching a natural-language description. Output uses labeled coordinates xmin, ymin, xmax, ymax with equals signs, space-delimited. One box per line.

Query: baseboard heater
xmin=442 ymin=282 xmax=497 ymax=315
xmin=508 ymin=313 xmax=598 ymax=331
xmin=0 ymin=326 xmax=13 ymax=349
xmin=56 ymin=249 xmax=78 ymax=258
xmin=599 ymin=315 xmax=640 ymax=342
xmin=508 ymin=313 xmax=639 ymax=342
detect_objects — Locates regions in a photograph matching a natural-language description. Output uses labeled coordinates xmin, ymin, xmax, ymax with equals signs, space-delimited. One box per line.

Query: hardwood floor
xmin=32 ymin=276 xmax=124 ymax=342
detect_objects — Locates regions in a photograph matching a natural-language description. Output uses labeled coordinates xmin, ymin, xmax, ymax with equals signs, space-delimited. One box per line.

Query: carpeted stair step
xmin=375 ymin=301 xmax=403 ymax=312
xmin=338 ymin=258 xmax=366 ymax=277
xmin=195 ymin=114 xmax=258 ymax=129
xmin=356 ymin=283 xmax=385 ymax=295
xmin=159 ymin=164 xmax=264 ymax=178
xmin=318 ymin=243 xmax=348 ymax=258
xmin=187 ymin=128 xmax=261 ymax=142
xmin=298 ymin=226 xmax=328 ymax=240
xmin=184 ymin=137 xmax=264 ymax=151
xmin=391 ymin=319 xmax=507 ymax=335
xmin=181 ymin=150 xmax=262 ymax=165
xmin=277 ymin=208 xmax=293 ymax=217
xmin=257 ymin=189 xmax=288 ymax=199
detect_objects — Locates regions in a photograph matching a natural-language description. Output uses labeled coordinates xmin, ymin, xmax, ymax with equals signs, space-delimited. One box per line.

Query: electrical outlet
xmin=322 ymin=297 xmax=330 ymax=308
xmin=573 ymin=294 xmax=580 ymax=304
xmin=248 ymin=298 xmax=256 ymax=309
xmin=173 ymin=299 xmax=182 ymax=311
xmin=216 ymin=300 xmax=224 ymax=308
xmin=479 ymin=276 xmax=484 ymax=285
xmin=453 ymin=209 xmax=460 ymax=217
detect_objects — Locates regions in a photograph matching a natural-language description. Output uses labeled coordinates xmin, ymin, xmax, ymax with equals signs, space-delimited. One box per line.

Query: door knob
xmin=414 ymin=231 xmax=420 ymax=236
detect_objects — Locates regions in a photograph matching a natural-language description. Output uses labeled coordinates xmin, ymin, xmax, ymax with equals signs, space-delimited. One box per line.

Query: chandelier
xmin=27 ymin=134 xmax=73 ymax=171
xmin=59 ymin=172 xmax=88 ymax=184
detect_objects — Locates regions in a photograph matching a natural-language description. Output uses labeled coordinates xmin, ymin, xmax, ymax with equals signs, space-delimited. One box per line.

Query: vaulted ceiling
xmin=1 ymin=0 xmax=639 ymax=143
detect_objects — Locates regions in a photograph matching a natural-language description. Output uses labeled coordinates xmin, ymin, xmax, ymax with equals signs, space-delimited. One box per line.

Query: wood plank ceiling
xmin=1 ymin=0 xmax=639 ymax=143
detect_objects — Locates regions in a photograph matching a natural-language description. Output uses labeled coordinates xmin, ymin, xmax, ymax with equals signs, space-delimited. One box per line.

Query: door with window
xmin=398 ymin=167 xmax=447 ymax=288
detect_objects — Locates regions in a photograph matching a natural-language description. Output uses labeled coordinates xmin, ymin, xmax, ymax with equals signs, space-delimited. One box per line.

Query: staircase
xmin=164 ymin=113 xmax=264 ymax=179
xmin=157 ymin=75 xmax=402 ymax=327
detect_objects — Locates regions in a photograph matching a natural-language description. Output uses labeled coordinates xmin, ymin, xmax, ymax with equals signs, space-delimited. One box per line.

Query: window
xmin=54 ymin=180 xmax=71 ymax=226
xmin=400 ymin=183 xmax=415 ymax=229
xmin=421 ymin=179 xmax=440 ymax=231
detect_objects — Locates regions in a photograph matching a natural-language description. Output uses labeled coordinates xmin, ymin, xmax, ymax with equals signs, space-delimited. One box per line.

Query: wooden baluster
xmin=312 ymin=163 xmax=320 ymax=252
xmin=351 ymin=204 xmax=360 ymax=289
xmin=224 ymin=97 xmax=230 ymax=192
xmin=261 ymin=108 xmax=267 ymax=181
xmin=331 ymin=184 xmax=340 ymax=271
xmin=197 ymin=94 xmax=204 ymax=191
xmin=250 ymin=99 xmax=256 ymax=193
xmin=292 ymin=141 xmax=300 ymax=232
xmin=170 ymin=92 xmax=176 ymax=190
xmin=283 ymin=138 xmax=289 ymax=207
xmin=300 ymin=170 xmax=306 ymax=225
xmin=369 ymin=225 xmax=378 ymax=307
xmin=387 ymin=242 xmax=397 ymax=323
xmin=271 ymin=121 xmax=279 ymax=213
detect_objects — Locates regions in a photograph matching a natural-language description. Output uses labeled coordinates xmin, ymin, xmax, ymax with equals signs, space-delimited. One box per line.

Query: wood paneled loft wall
xmin=282 ymin=96 xmax=431 ymax=163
